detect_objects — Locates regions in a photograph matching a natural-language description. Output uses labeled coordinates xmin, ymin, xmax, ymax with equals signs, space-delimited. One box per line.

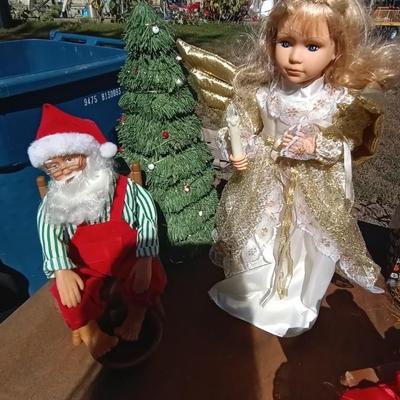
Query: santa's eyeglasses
xmin=43 ymin=154 xmax=86 ymax=177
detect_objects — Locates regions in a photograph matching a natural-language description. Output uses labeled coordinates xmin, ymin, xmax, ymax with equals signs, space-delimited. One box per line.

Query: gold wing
xmin=352 ymin=87 xmax=385 ymax=165
xmin=176 ymin=39 xmax=237 ymax=111
xmin=326 ymin=86 xmax=385 ymax=165
xmin=176 ymin=39 xmax=262 ymax=133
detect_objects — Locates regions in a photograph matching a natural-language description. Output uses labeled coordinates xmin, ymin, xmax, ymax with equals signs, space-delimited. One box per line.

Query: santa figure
xmin=28 ymin=104 xmax=166 ymax=359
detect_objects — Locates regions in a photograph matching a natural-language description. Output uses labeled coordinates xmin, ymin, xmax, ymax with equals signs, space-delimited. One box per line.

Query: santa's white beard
xmin=44 ymin=152 xmax=116 ymax=225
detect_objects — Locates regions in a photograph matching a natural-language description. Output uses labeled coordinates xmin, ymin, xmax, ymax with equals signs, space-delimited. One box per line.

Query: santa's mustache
xmin=53 ymin=170 xmax=83 ymax=185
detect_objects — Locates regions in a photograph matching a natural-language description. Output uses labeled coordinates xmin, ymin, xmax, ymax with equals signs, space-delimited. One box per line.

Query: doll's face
xmin=275 ymin=16 xmax=336 ymax=86
xmin=44 ymin=154 xmax=87 ymax=181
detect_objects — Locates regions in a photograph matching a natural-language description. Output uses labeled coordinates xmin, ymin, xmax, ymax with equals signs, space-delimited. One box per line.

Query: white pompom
xmin=100 ymin=142 xmax=118 ymax=158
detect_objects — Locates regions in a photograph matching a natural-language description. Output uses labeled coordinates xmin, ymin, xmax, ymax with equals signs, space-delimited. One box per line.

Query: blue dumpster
xmin=0 ymin=31 xmax=127 ymax=293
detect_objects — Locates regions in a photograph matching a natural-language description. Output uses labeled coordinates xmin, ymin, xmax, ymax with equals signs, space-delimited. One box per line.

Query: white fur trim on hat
xmin=28 ymin=133 xmax=100 ymax=168
xmin=100 ymin=142 xmax=118 ymax=158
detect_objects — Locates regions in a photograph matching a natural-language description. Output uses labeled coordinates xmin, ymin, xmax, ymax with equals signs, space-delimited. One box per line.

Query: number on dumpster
xmin=100 ymin=88 xmax=122 ymax=101
xmin=83 ymin=88 xmax=122 ymax=107
xmin=83 ymin=95 xmax=98 ymax=106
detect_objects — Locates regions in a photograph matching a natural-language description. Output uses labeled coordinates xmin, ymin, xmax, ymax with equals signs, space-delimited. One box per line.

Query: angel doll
xmin=179 ymin=0 xmax=400 ymax=337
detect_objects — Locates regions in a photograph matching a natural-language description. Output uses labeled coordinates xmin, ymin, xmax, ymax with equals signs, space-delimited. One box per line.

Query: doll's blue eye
xmin=307 ymin=44 xmax=320 ymax=52
xmin=279 ymin=40 xmax=291 ymax=48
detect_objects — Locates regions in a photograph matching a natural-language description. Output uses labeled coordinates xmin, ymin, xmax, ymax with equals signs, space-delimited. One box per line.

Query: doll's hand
xmin=229 ymin=154 xmax=248 ymax=170
xmin=132 ymin=257 xmax=152 ymax=294
xmin=282 ymin=131 xmax=316 ymax=157
xmin=282 ymin=132 xmax=296 ymax=149
xmin=55 ymin=269 xmax=84 ymax=308
xmin=296 ymin=132 xmax=316 ymax=155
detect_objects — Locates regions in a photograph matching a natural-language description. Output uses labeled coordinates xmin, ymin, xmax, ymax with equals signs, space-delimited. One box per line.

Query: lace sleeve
xmin=314 ymin=132 xmax=352 ymax=165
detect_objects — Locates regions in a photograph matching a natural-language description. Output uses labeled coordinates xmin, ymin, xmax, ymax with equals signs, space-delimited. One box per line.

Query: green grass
xmin=0 ymin=20 xmax=124 ymax=40
xmin=0 ymin=20 xmax=252 ymax=59
xmin=174 ymin=22 xmax=252 ymax=51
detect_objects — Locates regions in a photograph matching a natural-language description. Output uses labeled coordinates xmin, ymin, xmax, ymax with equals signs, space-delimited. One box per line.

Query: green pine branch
xmin=174 ymin=219 xmax=216 ymax=246
xmin=124 ymin=2 xmax=175 ymax=56
xmin=118 ymin=87 xmax=196 ymax=120
xmin=124 ymin=143 xmax=213 ymax=189
xmin=165 ymin=191 xmax=218 ymax=243
xmin=152 ymin=170 xmax=215 ymax=214
xmin=118 ymin=114 xmax=202 ymax=158
xmin=119 ymin=56 xmax=185 ymax=93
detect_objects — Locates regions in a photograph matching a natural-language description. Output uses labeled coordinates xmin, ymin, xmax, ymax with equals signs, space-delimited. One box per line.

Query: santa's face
xmin=44 ymin=154 xmax=87 ymax=182
xmin=43 ymin=151 xmax=116 ymax=225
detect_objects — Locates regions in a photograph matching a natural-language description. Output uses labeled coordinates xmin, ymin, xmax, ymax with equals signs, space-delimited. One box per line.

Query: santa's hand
xmin=55 ymin=269 xmax=84 ymax=308
xmin=132 ymin=257 xmax=152 ymax=294
xmin=229 ymin=154 xmax=248 ymax=170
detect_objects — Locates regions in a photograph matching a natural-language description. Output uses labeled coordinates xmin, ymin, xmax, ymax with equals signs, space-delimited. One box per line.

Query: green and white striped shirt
xmin=37 ymin=178 xmax=159 ymax=279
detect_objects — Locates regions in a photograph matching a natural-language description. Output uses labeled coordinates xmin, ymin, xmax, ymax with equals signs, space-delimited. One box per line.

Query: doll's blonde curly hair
xmin=234 ymin=0 xmax=400 ymax=97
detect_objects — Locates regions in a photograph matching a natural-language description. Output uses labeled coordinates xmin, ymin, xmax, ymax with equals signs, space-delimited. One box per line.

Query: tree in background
xmin=203 ymin=0 xmax=249 ymax=21
xmin=117 ymin=1 xmax=218 ymax=253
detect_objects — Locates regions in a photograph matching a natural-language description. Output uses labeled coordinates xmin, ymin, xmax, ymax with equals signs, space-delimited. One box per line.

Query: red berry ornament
xmin=162 ymin=130 xmax=169 ymax=139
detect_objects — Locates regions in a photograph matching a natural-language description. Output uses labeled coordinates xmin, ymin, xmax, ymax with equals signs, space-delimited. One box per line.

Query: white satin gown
xmin=209 ymin=77 xmax=353 ymax=337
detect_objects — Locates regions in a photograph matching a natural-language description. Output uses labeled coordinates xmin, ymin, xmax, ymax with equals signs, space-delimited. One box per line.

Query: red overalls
xmin=50 ymin=176 xmax=166 ymax=331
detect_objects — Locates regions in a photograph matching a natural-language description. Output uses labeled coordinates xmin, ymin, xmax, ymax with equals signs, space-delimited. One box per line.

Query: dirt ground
xmin=352 ymin=89 xmax=400 ymax=224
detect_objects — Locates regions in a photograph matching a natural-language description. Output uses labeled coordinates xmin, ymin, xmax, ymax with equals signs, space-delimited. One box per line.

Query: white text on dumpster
xmin=83 ymin=88 xmax=122 ymax=107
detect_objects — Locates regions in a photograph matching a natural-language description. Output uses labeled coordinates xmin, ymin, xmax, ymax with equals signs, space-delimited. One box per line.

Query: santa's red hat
xmin=28 ymin=104 xmax=118 ymax=168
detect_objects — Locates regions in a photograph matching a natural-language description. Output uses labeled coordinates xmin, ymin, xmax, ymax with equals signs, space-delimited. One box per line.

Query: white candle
xmin=226 ymin=104 xmax=244 ymax=158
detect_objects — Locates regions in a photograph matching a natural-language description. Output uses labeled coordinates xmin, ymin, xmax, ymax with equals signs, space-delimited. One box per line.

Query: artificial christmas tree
xmin=117 ymin=1 xmax=218 ymax=252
